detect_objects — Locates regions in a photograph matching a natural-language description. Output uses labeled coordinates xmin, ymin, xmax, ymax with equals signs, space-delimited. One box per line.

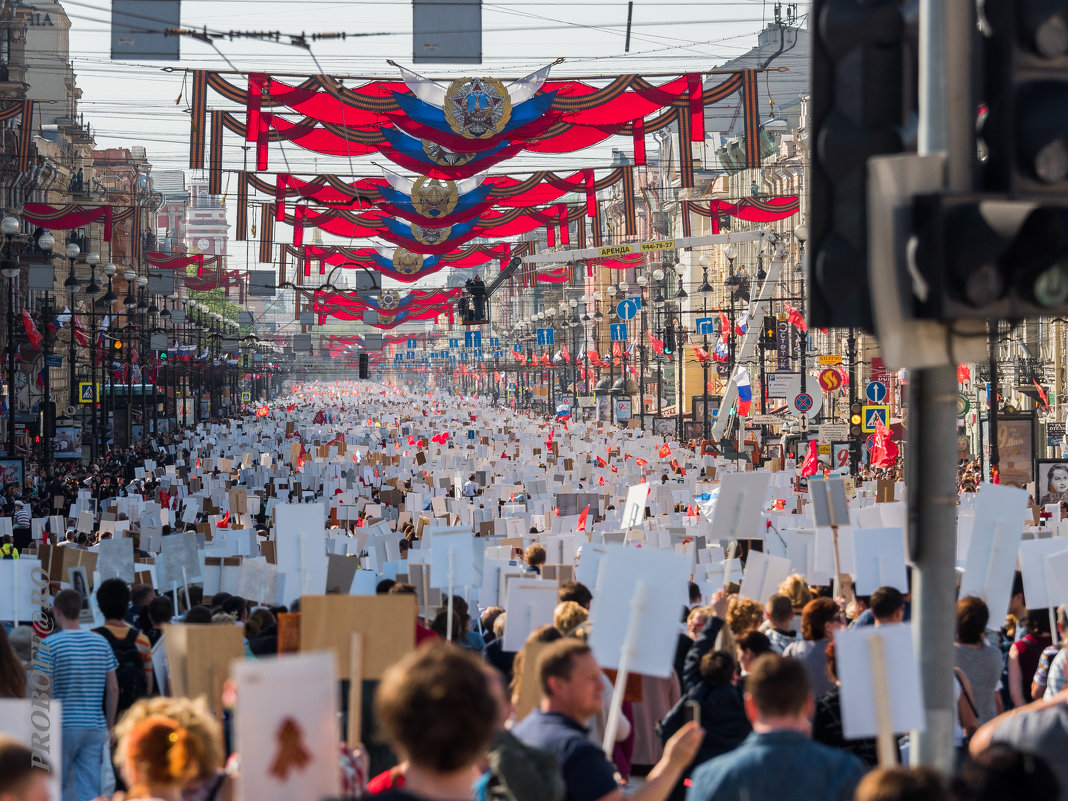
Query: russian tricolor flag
xmin=735 ymin=366 xmax=753 ymax=417
xmin=555 ymin=405 xmax=571 ymax=422
xmin=734 ymin=311 xmax=749 ymax=336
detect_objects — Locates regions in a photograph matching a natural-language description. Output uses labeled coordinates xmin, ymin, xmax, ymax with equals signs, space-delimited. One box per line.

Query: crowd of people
xmin=0 ymin=383 xmax=1064 ymax=801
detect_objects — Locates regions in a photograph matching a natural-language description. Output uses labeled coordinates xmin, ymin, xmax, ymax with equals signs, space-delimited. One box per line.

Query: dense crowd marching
xmin=0 ymin=382 xmax=1064 ymax=801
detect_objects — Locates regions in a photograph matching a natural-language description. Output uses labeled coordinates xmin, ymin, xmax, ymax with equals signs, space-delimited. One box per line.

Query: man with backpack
xmin=0 ymin=534 xmax=18 ymax=559
xmin=92 ymin=578 xmax=154 ymax=712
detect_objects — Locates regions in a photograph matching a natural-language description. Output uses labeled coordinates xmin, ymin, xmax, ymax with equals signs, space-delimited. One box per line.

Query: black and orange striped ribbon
xmin=189 ymin=71 xmax=208 ymax=169
xmin=743 ymin=70 xmax=761 ymax=170
xmin=209 ymin=110 xmax=224 ymax=196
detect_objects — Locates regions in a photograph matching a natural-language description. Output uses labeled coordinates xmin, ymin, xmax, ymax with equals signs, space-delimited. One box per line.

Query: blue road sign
xmin=695 ymin=317 xmax=716 ymax=335
xmin=490 ymin=337 xmax=500 ymax=347
xmin=449 ymin=338 xmax=459 ymax=348
xmin=407 ymin=338 xmax=417 ymax=349
xmin=537 ymin=328 xmax=555 ymax=346
xmin=610 ymin=323 xmax=628 ymax=342
xmin=464 ymin=331 xmax=482 ymax=348
xmin=793 ymin=392 xmax=814 ymax=413
xmin=865 ymin=380 xmax=888 ymax=404
xmin=616 ymin=297 xmax=641 ymax=320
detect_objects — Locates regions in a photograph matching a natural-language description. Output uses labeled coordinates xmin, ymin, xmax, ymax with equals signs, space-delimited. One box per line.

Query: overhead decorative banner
xmin=23 ymin=204 xmax=114 ymax=241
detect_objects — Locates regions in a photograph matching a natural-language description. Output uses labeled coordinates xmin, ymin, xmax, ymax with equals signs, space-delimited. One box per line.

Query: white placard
xmin=835 ymin=622 xmax=924 ymax=739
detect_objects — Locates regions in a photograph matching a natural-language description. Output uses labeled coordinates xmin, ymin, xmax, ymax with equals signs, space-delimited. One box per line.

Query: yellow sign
xmin=818 ymin=444 xmax=831 ymax=455
xmin=861 ymin=404 xmax=890 ymax=432
xmin=77 ymin=382 xmax=102 ymax=403
xmin=597 ymin=245 xmax=633 ymax=257
xmin=818 ymin=355 xmax=842 ymax=366
xmin=639 ymin=239 xmax=677 ymax=253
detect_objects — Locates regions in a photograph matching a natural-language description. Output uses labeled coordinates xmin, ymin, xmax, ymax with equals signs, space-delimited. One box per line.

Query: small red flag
xmin=577 ymin=505 xmax=590 ymax=531
xmin=658 ymin=443 xmax=671 ymax=458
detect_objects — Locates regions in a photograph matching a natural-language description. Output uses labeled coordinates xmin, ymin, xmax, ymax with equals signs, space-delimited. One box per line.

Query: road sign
xmin=818 ymin=368 xmax=843 ymax=392
xmin=695 ymin=316 xmax=717 ymax=335
xmin=866 ymin=434 xmax=877 ymax=451
xmin=464 ymin=331 xmax=482 ymax=348
xmin=610 ymin=323 xmax=628 ymax=342
xmin=818 ymin=354 xmax=842 ymax=366
xmin=793 ymin=392 xmax=814 ymax=413
xmin=957 ymin=393 xmax=970 ymax=417
xmin=819 ymin=422 xmax=850 ymax=442
xmin=750 ymin=414 xmax=782 ymax=426
xmin=865 ymin=380 xmax=888 ymax=404
xmin=861 ymin=404 xmax=889 ymax=432
xmin=536 ymin=328 xmax=554 ymax=346
xmin=616 ymin=297 xmax=641 ymax=320
xmin=77 ymin=382 xmax=101 ymax=403
xmin=241 ymin=391 xmax=251 ymax=402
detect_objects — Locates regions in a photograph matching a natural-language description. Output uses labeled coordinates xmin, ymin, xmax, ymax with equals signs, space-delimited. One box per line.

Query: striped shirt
xmin=39 ymin=630 xmax=118 ymax=730
xmin=13 ymin=506 xmax=30 ymax=527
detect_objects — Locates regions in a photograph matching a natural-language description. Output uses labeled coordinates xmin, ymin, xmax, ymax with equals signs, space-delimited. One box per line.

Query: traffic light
xmin=981 ymin=2 xmax=1068 ymax=198
xmin=761 ymin=317 xmax=776 ymax=350
xmin=807 ymin=0 xmax=917 ymax=331
xmin=663 ymin=323 xmax=675 ymax=355
xmin=158 ymin=350 xmax=169 ymax=361
xmin=912 ymin=194 xmax=1068 ymax=319
xmin=358 ymin=352 xmax=369 ymax=379
xmin=113 ymin=340 xmax=122 ymax=351
xmin=850 ymin=403 xmax=862 ymax=437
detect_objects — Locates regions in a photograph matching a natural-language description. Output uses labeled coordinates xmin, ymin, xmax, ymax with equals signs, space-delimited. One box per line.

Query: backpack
xmin=1 ymin=545 xmax=13 ymax=559
xmin=93 ymin=626 xmax=148 ymax=714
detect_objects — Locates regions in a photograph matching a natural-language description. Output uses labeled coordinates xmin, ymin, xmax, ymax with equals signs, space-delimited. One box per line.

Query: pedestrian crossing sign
xmin=861 ymin=404 xmax=889 ymax=432
xmin=78 ymin=382 xmax=101 ymax=403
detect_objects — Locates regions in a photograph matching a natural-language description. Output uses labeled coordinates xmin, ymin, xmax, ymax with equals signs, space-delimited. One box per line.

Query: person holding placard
xmin=686 ymin=654 xmax=866 ymax=801
xmin=782 ymin=598 xmax=843 ymax=701
xmin=954 ymin=597 xmax=1004 ymax=725
xmin=38 ymin=589 xmax=119 ymax=801
xmin=513 ymin=639 xmax=703 ymax=801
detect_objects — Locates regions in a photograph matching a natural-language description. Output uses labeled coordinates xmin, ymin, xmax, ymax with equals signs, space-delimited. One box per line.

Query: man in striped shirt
xmin=12 ymin=500 xmax=31 ymax=550
xmin=39 ymin=589 xmax=118 ymax=801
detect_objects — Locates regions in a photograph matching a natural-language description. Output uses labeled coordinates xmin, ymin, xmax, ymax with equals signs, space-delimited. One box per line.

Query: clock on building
xmin=196 ymin=237 xmax=211 ymax=250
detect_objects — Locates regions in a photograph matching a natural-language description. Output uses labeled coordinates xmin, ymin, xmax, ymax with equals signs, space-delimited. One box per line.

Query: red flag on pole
xmin=870 ymin=418 xmax=899 ymax=468
xmin=577 ymin=504 xmax=589 ymax=531
xmin=22 ymin=309 xmax=41 ymax=350
xmin=800 ymin=439 xmax=820 ymax=477
xmin=658 ymin=443 xmax=671 ymax=458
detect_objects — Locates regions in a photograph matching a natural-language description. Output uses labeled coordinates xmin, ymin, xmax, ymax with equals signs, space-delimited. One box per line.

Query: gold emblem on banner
xmin=392 ymin=248 xmax=424 ymax=274
xmin=378 ymin=289 xmax=400 ymax=310
xmin=444 ymin=76 xmax=512 ymax=139
xmin=411 ymin=177 xmax=459 ymax=218
xmin=421 ymin=139 xmax=478 ymax=167
xmin=411 ymin=223 xmax=452 ymax=246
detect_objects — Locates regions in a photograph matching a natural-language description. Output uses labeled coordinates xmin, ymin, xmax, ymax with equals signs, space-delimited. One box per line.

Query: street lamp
xmin=673 ymin=262 xmax=688 ymax=300
xmin=2 ymin=217 xmax=20 ymax=456
xmin=84 ymin=252 xmax=101 ymax=461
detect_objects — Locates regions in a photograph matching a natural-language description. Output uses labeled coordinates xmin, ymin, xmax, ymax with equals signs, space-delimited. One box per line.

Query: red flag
xmin=635 ymin=457 xmax=647 ymax=467
xmin=313 ymin=409 xmax=326 ymax=425
xmin=1033 ymin=379 xmax=1050 ymax=411
xmin=596 ymin=456 xmax=607 ymax=467
xmin=612 ymin=341 xmax=622 ymax=359
xmin=692 ymin=342 xmax=710 ymax=364
xmin=658 ymin=443 xmax=671 ymax=458
xmin=957 ymin=363 xmax=971 ymax=383
xmin=870 ymin=418 xmax=899 ymax=468
xmin=647 ymin=330 xmax=665 ymax=356
xmin=687 ymin=504 xmax=699 ymax=517
xmin=587 ymin=349 xmax=603 ymax=367
xmin=22 ymin=309 xmax=42 ymax=350
xmin=255 ymin=405 xmax=269 ymax=417
xmin=560 ymin=343 xmax=571 ymax=363
xmin=71 ymin=316 xmax=89 ymax=347
xmin=286 ymin=404 xmax=296 ymax=412
xmin=800 ymin=439 xmax=820 ymax=477
xmin=216 ymin=511 xmax=230 ymax=529
xmin=785 ymin=304 xmax=808 ymax=333
xmin=598 ymin=475 xmax=605 ymax=486
xmin=577 ymin=504 xmax=590 ymax=531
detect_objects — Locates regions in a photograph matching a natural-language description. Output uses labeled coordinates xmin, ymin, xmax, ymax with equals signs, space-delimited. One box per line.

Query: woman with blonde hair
xmin=117 ymin=715 xmax=214 ymax=801
xmin=114 ymin=697 xmax=228 ymax=801
xmin=778 ymin=573 xmax=813 ymax=612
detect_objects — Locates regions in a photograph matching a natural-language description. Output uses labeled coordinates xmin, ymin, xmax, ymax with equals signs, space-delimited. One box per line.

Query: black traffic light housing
xmin=761 ymin=317 xmax=776 ymax=349
xmin=913 ymin=193 xmax=1068 ymax=320
xmin=358 ymin=352 xmax=369 ymax=379
xmin=850 ymin=403 xmax=862 ymax=437
xmin=808 ymin=0 xmax=918 ymax=331
xmin=663 ymin=323 xmax=676 ymax=355
xmin=981 ymin=1 xmax=1068 ymax=198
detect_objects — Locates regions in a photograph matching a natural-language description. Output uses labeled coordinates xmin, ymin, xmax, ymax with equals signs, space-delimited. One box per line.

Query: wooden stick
xmin=602 ymin=579 xmax=646 ymax=756
xmin=868 ymin=634 xmax=898 ymax=767
xmin=347 ymin=632 xmax=363 ymax=747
